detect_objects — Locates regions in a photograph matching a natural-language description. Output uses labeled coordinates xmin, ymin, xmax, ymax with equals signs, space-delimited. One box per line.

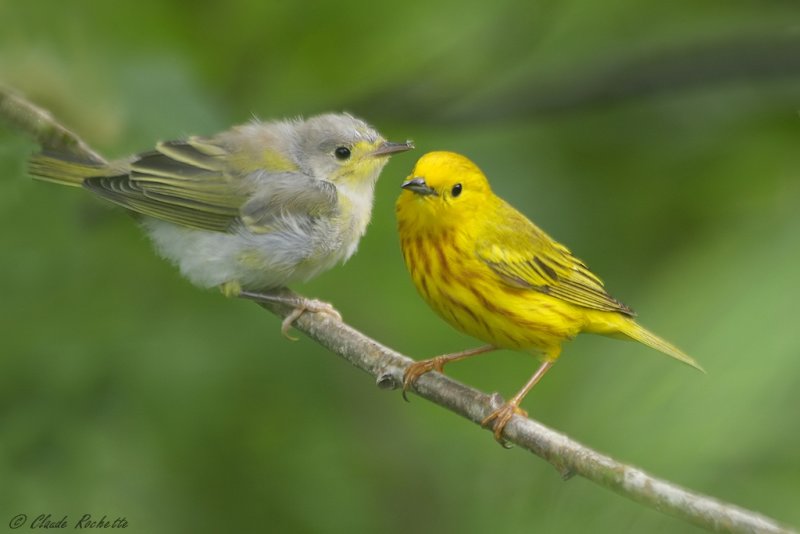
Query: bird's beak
xmin=401 ymin=177 xmax=437 ymax=196
xmin=371 ymin=140 xmax=415 ymax=157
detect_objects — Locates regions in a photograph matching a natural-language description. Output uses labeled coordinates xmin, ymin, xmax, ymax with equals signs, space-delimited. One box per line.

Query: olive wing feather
xmin=83 ymin=138 xmax=337 ymax=233
xmin=476 ymin=205 xmax=634 ymax=316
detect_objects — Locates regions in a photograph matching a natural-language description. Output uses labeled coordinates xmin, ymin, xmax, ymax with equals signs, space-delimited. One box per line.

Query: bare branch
xmin=256 ymin=296 xmax=796 ymax=534
xmin=2 ymin=86 xmax=795 ymax=534
xmin=0 ymin=85 xmax=106 ymax=163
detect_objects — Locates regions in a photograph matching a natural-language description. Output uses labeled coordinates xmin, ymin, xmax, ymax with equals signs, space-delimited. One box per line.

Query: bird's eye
xmin=451 ymin=183 xmax=463 ymax=197
xmin=334 ymin=146 xmax=351 ymax=160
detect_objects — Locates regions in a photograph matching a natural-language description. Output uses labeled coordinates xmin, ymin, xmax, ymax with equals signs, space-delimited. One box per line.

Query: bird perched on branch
xmin=396 ymin=151 xmax=703 ymax=444
xmin=29 ymin=113 xmax=413 ymax=336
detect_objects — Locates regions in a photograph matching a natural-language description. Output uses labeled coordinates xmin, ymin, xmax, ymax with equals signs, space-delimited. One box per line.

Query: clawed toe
xmin=402 ymin=359 xmax=444 ymax=401
xmin=280 ymin=308 xmax=305 ymax=340
xmin=400 ymin=347 xmax=496 ymax=402
xmin=304 ymin=299 xmax=342 ymax=322
xmin=279 ymin=298 xmax=342 ymax=340
xmin=235 ymin=289 xmax=343 ymax=339
xmin=481 ymin=403 xmax=528 ymax=446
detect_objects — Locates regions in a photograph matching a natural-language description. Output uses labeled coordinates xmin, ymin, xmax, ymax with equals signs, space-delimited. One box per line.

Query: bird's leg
xmin=481 ymin=358 xmax=556 ymax=446
xmin=402 ymin=345 xmax=497 ymax=401
xmin=237 ymin=288 xmax=342 ymax=340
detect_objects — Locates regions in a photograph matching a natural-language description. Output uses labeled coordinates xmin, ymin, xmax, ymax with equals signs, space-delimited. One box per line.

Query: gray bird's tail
xmin=28 ymin=150 xmax=114 ymax=187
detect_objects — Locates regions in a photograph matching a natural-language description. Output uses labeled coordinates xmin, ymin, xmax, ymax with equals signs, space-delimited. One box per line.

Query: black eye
xmin=451 ymin=183 xmax=462 ymax=197
xmin=334 ymin=146 xmax=351 ymax=160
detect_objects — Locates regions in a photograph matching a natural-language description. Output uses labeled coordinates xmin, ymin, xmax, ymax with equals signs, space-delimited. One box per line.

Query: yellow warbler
xmin=396 ymin=151 xmax=703 ymax=443
xmin=28 ymin=113 xmax=413 ymax=336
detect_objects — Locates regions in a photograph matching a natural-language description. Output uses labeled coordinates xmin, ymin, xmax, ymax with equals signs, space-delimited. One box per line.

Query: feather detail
xmin=477 ymin=202 xmax=634 ymax=316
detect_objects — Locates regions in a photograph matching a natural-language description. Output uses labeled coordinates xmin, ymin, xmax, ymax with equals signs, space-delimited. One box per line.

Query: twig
xmin=0 ymin=85 xmax=106 ymax=164
xmin=1 ymin=85 xmax=795 ymax=534
xmin=255 ymin=297 xmax=795 ymax=534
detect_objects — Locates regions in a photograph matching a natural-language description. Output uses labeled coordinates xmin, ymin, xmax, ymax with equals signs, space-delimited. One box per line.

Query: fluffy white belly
xmin=141 ymin=217 xmax=353 ymax=291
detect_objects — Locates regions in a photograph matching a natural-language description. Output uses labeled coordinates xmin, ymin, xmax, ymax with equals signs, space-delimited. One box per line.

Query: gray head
xmin=293 ymin=113 xmax=413 ymax=186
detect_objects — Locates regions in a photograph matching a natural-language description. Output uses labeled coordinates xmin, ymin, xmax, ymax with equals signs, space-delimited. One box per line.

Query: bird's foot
xmin=279 ymin=298 xmax=342 ymax=340
xmin=236 ymin=289 xmax=342 ymax=340
xmin=481 ymin=402 xmax=528 ymax=447
xmin=402 ymin=356 xmax=450 ymax=402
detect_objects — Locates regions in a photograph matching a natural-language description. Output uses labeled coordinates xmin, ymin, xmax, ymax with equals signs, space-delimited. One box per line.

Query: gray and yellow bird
xmin=29 ymin=113 xmax=413 ymax=334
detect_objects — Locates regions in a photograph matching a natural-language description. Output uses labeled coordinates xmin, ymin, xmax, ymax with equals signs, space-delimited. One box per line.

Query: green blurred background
xmin=1 ymin=1 xmax=799 ymax=532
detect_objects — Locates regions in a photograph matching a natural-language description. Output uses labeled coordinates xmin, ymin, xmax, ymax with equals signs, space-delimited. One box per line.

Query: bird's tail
xmin=587 ymin=314 xmax=705 ymax=372
xmin=28 ymin=150 xmax=113 ymax=187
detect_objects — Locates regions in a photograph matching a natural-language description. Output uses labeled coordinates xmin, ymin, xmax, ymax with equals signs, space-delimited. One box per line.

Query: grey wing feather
xmin=81 ymin=137 xmax=337 ymax=235
xmin=83 ymin=139 xmax=248 ymax=232
xmin=240 ymin=175 xmax=338 ymax=232
xmin=83 ymin=174 xmax=235 ymax=231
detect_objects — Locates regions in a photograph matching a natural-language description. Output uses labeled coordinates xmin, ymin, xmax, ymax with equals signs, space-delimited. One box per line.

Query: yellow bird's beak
xmin=401 ymin=177 xmax=437 ymax=196
xmin=371 ymin=140 xmax=415 ymax=157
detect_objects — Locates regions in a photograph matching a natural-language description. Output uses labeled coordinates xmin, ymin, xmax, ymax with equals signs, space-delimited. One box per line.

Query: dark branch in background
xmin=353 ymin=35 xmax=800 ymax=123
xmin=1 ymin=86 xmax=796 ymax=534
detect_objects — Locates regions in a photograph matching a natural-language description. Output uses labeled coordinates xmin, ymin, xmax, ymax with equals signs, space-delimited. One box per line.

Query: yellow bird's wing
xmin=82 ymin=138 xmax=337 ymax=234
xmin=476 ymin=202 xmax=635 ymax=316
